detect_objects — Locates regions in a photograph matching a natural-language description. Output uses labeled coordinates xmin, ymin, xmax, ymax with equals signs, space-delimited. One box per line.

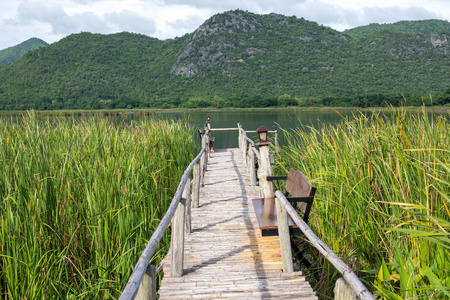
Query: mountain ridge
xmin=0 ymin=10 xmax=449 ymax=110
xmin=0 ymin=37 xmax=48 ymax=66
xmin=344 ymin=19 xmax=450 ymax=38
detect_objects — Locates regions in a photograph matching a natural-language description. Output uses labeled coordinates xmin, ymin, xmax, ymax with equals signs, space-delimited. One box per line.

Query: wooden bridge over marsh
xmin=120 ymin=118 xmax=375 ymax=300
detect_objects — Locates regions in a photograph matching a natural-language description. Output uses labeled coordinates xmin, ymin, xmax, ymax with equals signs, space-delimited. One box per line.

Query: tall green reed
xmin=0 ymin=112 xmax=198 ymax=299
xmin=275 ymin=108 xmax=449 ymax=299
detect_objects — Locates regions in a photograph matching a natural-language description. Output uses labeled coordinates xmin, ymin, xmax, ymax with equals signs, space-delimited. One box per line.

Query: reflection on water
xmin=155 ymin=110 xmax=357 ymax=149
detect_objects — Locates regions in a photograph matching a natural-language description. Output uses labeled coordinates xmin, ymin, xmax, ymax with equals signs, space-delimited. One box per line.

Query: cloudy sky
xmin=1 ymin=0 xmax=449 ymax=50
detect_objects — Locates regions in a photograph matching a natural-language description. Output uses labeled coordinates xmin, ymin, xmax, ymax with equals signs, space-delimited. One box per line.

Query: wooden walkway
xmin=159 ymin=148 xmax=318 ymax=299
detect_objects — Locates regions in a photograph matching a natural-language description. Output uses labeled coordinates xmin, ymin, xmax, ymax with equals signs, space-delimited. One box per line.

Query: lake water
xmin=155 ymin=109 xmax=360 ymax=149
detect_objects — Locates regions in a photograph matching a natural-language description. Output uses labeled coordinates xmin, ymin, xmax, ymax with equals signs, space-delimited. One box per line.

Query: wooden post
xmin=135 ymin=264 xmax=157 ymax=300
xmin=246 ymin=146 xmax=251 ymax=172
xmin=170 ymin=197 xmax=186 ymax=277
xmin=192 ymin=162 xmax=200 ymax=208
xmin=238 ymin=123 xmax=242 ymax=150
xmin=184 ymin=177 xmax=192 ymax=234
xmin=258 ymin=145 xmax=275 ymax=218
xmin=334 ymin=278 xmax=359 ymax=300
xmin=274 ymin=130 xmax=279 ymax=152
xmin=242 ymin=137 xmax=247 ymax=166
xmin=249 ymin=147 xmax=257 ymax=186
xmin=275 ymin=197 xmax=294 ymax=273
xmin=200 ymin=133 xmax=207 ymax=186
xmin=206 ymin=123 xmax=211 ymax=158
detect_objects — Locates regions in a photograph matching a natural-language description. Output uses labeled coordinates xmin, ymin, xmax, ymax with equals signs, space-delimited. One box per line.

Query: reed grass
xmin=0 ymin=112 xmax=198 ymax=299
xmin=275 ymin=108 xmax=450 ymax=299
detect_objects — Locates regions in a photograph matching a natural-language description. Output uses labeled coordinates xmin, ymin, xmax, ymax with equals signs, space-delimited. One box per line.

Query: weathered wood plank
xmin=159 ymin=149 xmax=318 ymax=299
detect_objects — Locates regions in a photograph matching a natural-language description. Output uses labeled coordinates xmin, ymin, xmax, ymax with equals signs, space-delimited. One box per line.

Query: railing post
xmin=242 ymin=137 xmax=247 ymax=166
xmin=192 ymin=162 xmax=200 ymax=208
xmin=135 ymin=264 xmax=157 ymax=300
xmin=258 ymin=144 xmax=275 ymax=218
xmin=249 ymin=147 xmax=257 ymax=186
xmin=275 ymin=197 xmax=294 ymax=273
xmin=246 ymin=145 xmax=251 ymax=172
xmin=200 ymin=132 xmax=207 ymax=186
xmin=170 ymin=196 xmax=186 ymax=277
xmin=206 ymin=118 xmax=211 ymax=158
xmin=274 ymin=130 xmax=279 ymax=152
xmin=334 ymin=278 xmax=359 ymax=300
xmin=185 ymin=177 xmax=192 ymax=234
xmin=238 ymin=123 xmax=242 ymax=150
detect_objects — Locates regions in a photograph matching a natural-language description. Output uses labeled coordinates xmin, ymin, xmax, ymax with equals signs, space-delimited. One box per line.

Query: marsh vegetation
xmin=275 ymin=109 xmax=450 ymax=298
xmin=0 ymin=112 xmax=198 ymax=298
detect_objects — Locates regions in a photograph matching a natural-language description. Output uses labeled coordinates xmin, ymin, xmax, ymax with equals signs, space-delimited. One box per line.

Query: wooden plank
xmin=158 ymin=149 xmax=318 ymax=300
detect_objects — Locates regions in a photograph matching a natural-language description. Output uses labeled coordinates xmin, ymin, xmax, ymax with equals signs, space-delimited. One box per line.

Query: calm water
xmin=13 ymin=109 xmax=441 ymax=149
xmin=154 ymin=110 xmax=359 ymax=149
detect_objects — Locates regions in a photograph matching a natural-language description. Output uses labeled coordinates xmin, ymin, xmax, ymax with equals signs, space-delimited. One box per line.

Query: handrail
xmin=244 ymin=135 xmax=255 ymax=147
xmin=119 ymin=130 xmax=209 ymax=300
xmin=274 ymin=190 xmax=375 ymax=300
xmin=252 ymin=145 xmax=261 ymax=161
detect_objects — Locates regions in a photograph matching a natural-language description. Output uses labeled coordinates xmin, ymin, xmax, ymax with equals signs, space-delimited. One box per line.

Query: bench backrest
xmin=286 ymin=169 xmax=311 ymax=197
xmin=285 ymin=168 xmax=314 ymax=215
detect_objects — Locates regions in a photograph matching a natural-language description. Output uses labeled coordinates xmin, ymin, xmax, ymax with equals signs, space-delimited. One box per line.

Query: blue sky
xmin=0 ymin=0 xmax=449 ymax=50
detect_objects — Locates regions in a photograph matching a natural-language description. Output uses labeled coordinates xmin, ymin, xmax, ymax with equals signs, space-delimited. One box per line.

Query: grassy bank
xmin=1 ymin=105 xmax=449 ymax=117
xmin=275 ymin=108 xmax=450 ymax=299
xmin=0 ymin=108 xmax=156 ymax=117
xmin=0 ymin=112 xmax=198 ymax=298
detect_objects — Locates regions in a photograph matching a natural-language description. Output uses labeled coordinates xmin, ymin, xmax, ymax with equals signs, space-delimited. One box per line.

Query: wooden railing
xmin=274 ymin=191 xmax=375 ymax=300
xmin=120 ymin=119 xmax=374 ymax=300
xmin=237 ymin=124 xmax=375 ymax=300
xmin=119 ymin=129 xmax=210 ymax=300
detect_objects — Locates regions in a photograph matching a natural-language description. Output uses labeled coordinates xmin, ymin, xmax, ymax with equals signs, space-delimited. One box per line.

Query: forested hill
xmin=0 ymin=10 xmax=449 ymax=110
xmin=344 ymin=19 xmax=450 ymax=38
xmin=0 ymin=38 xmax=48 ymax=66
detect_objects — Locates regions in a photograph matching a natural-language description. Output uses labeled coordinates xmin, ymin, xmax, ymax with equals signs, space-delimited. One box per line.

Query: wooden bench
xmin=252 ymin=168 xmax=316 ymax=236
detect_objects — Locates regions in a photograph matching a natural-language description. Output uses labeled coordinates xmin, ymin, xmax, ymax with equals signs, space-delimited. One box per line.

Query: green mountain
xmin=0 ymin=10 xmax=449 ymax=110
xmin=0 ymin=38 xmax=48 ymax=66
xmin=344 ymin=19 xmax=450 ymax=38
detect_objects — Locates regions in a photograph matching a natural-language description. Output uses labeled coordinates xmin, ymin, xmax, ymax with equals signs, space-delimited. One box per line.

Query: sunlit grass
xmin=275 ymin=108 xmax=450 ymax=299
xmin=0 ymin=112 xmax=198 ymax=298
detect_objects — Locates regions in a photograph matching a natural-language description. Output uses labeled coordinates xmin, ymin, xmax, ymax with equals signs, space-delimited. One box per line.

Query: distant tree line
xmin=2 ymin=89 xmax=448 ymax=111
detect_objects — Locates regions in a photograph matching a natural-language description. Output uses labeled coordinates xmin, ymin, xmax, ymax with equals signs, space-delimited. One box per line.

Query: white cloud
xmin=0 ymin=0 xmax=449 ymax=50
xmin=105 ymin=10 xmax=156 ymax=34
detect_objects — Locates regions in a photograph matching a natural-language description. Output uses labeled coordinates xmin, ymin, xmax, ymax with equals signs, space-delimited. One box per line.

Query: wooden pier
xmin=159 ymin=148 xmax=317 ymax=299
xmin=120 ymin=122 xmax=375 ymax=300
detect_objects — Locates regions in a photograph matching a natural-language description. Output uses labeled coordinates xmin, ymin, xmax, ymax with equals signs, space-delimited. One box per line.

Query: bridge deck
xmin=159 ymin=148 xmax=317 ymax=299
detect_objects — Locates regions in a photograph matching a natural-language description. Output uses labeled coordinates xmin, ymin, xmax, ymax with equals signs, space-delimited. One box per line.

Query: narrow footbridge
xmin=159 ymin=148 xmax=315 ymax=299
xmin=120 ymin=120 xmax=375 ymax=300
